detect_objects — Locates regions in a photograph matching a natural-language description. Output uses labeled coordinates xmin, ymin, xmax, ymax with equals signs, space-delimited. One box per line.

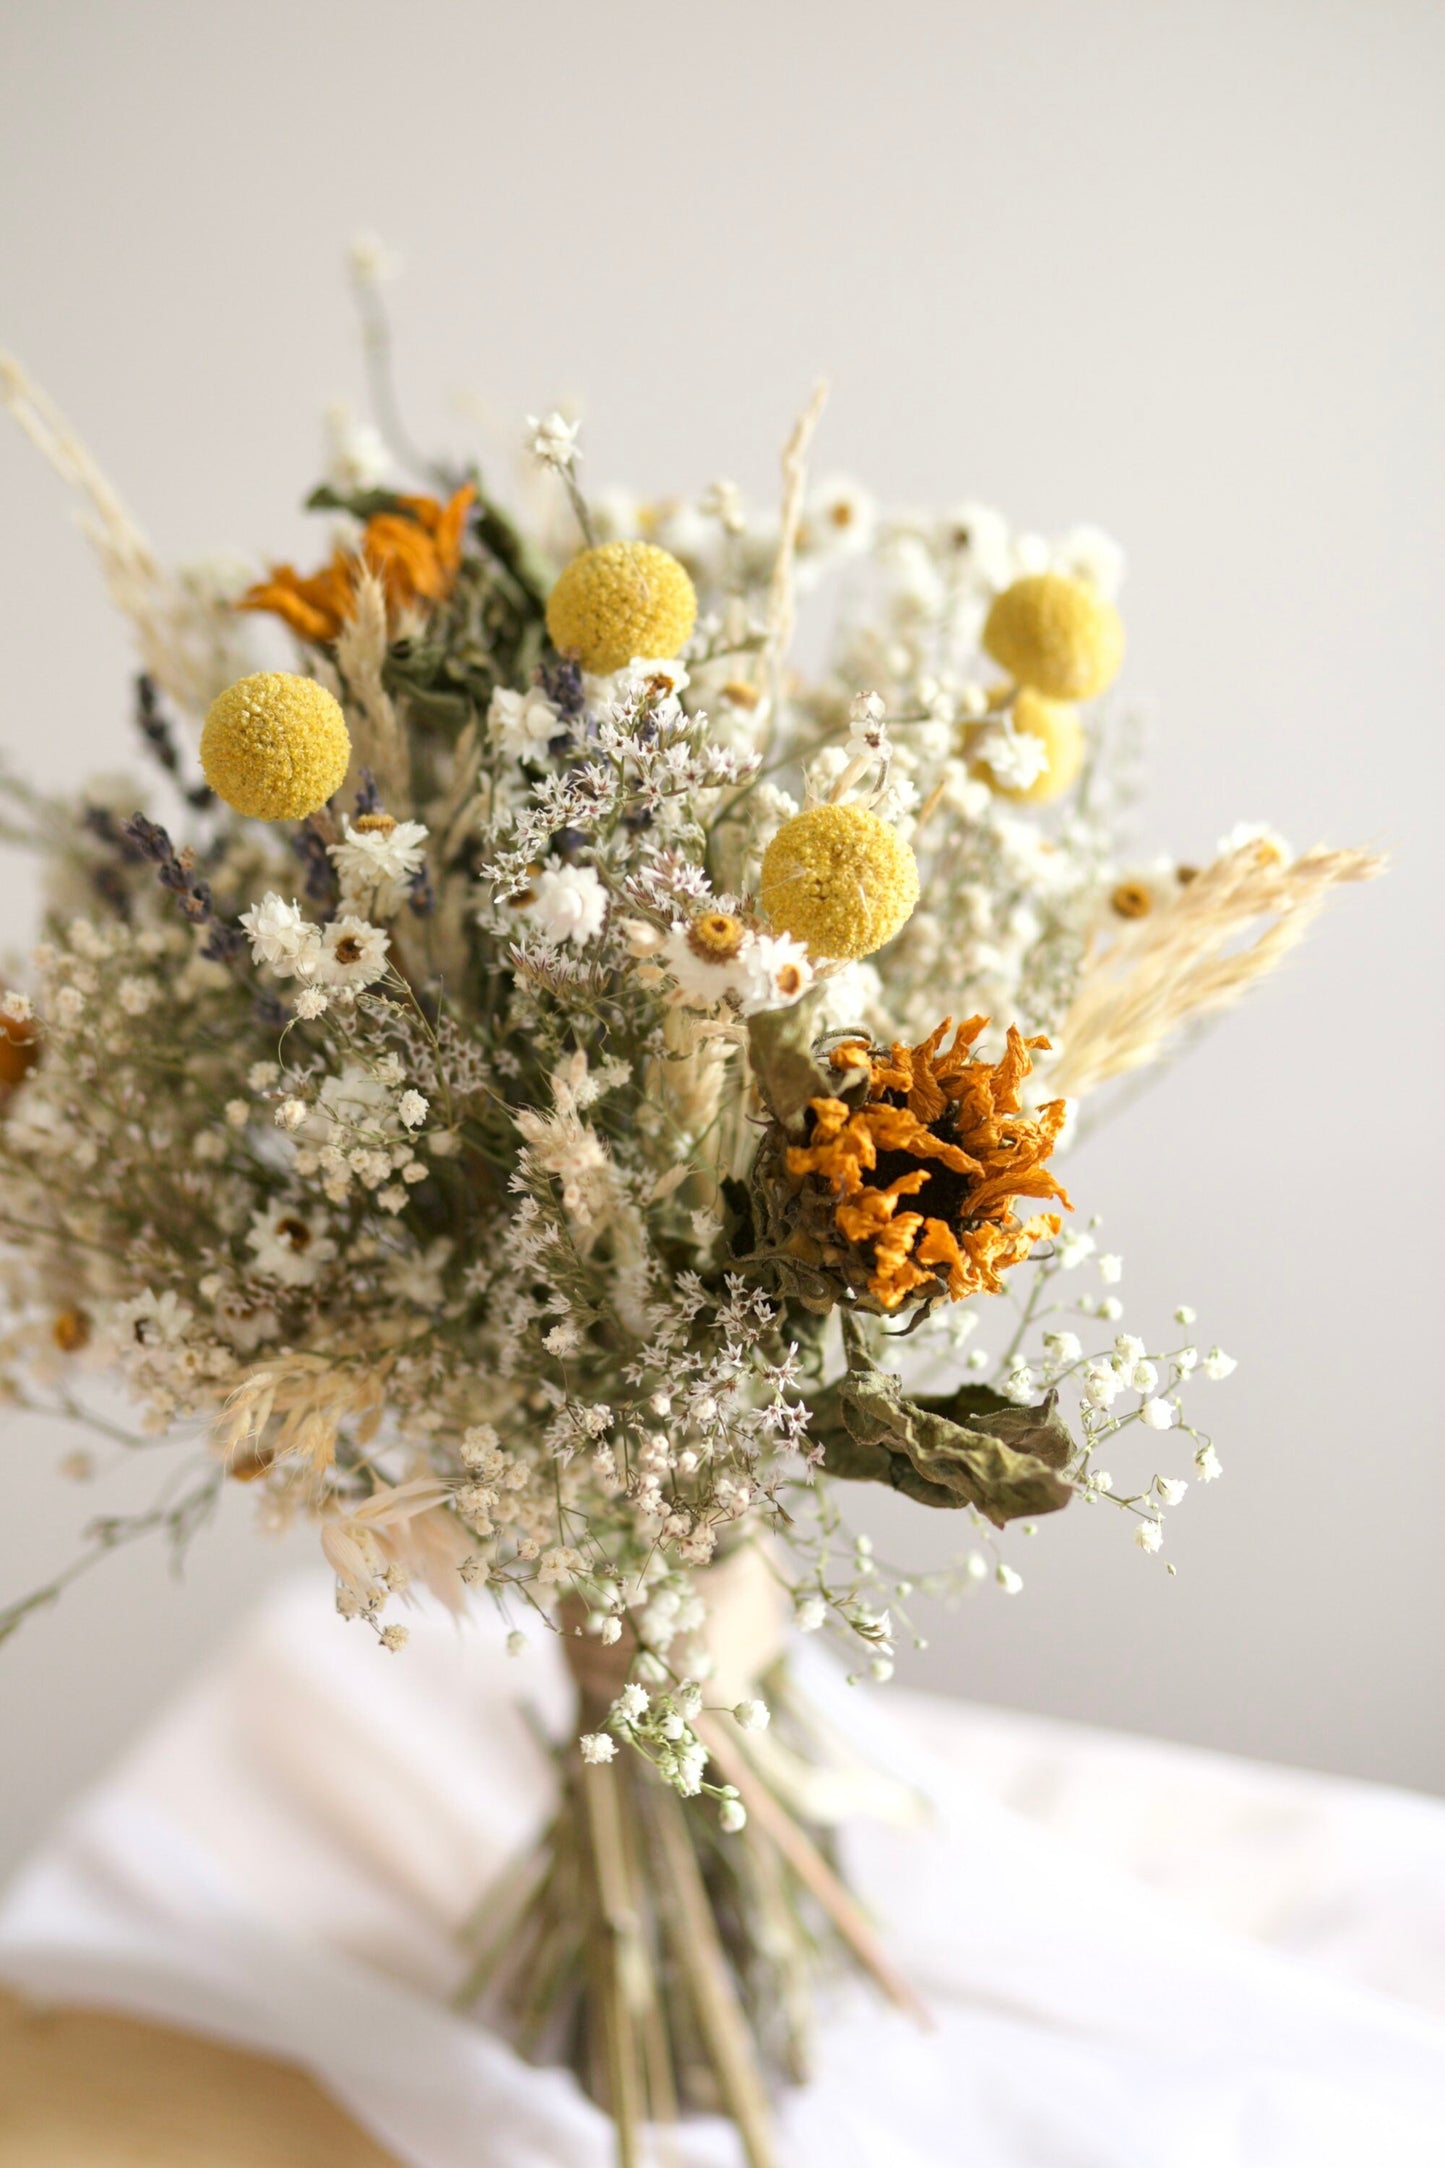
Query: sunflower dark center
xmin=871 ymin=1146 xmax=978 ymax=1226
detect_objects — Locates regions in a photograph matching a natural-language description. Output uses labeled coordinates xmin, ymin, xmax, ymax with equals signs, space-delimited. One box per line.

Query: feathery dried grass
xmin=1 ymin=354 xmax=247 ymax=719
xmin=1051 ymin=843 xmax=1384 ymax=1100
xmin=214 ymin=1352 xmax=392 ymax=1483
xmin=320 ymin=1476 xmax=469 ymax=1611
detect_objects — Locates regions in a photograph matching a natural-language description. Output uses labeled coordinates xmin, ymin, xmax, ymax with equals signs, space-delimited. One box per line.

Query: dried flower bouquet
xmin=0 ymin=254 xmax=1378 ymax=2165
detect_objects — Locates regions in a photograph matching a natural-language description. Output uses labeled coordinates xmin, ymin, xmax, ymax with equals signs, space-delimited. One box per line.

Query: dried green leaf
xmin=805 ymin=1333 xmax=1074 ymax=1526
xmin=745 ymin=993 xmax=834 ymax=1136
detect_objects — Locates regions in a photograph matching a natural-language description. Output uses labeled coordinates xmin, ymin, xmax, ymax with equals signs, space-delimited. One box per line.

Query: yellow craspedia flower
xmin=982 ymin=572 xmax=1124 ymax=701
xmin=759 ymin=802 xmax=920 ymax=961
xmin=545 ymin=541 xmax=697 ymax=675
xmin=201 ymin=673 xmax=351 ymax=822
xmin=987 ymin=689 xmax=1086 ymax=805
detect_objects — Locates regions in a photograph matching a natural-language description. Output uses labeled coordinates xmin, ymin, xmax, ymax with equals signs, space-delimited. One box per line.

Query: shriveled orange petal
xmin=238 ymin=485 xmax=474 ymax=644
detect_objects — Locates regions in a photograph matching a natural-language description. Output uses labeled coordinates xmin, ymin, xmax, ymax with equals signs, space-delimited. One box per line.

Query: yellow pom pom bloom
xmin=987 ymin=689 xmax=1086 ymax=805
xmin=759 ymin=802 xmax=920 ymax=961
xmin=545 ymin=541 xmax=697 ymax=675
xmin=982 ymin=572 xmax=1124 ymax=702
xmin=201 ymin=673 xmax=351 ymax=821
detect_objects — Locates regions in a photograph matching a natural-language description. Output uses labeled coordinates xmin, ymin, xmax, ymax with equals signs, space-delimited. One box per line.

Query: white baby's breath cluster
xmin=2 ymin=344 xmax=1356 ymax=1838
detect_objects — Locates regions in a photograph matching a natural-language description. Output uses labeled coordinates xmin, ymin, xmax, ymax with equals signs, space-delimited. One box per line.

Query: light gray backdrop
xmin=1 ymin=0 xmax=1441 ymax=1881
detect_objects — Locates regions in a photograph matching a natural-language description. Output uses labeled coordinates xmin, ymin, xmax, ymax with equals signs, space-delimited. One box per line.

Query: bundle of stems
xmin=458 ymin=1639 xmax=927 ymax=2168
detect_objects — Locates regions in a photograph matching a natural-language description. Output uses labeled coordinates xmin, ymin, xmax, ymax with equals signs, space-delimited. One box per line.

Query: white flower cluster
xmin=662 ymin=920 xmax=815 ymax=1018
xmin=239 ymin=893 xmax=390 ymax=1008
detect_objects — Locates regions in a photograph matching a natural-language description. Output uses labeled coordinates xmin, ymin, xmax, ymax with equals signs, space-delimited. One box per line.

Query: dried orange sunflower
xmin=238 ymin=483 xmax=476 ymax=645
xmin=785 ymin=1016 xmax=1071 ymax=1312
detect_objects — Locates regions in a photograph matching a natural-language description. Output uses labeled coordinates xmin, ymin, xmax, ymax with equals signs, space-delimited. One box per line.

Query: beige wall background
xmin=1 ymin=0 xmax=1441 ymax=1879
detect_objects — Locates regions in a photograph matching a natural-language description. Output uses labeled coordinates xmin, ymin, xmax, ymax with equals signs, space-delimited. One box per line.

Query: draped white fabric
xmin=2 ymin=1577 xmax=1443 ymax=2167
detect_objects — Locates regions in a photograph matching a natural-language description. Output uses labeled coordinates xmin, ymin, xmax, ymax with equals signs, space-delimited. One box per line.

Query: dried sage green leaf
xmin=804 ymin=1329 xmax=1074 ymax=1527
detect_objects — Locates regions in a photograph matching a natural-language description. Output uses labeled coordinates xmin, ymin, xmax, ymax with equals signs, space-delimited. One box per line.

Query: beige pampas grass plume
xmin=1051 ymin=840 xmax=1384 ymax=1102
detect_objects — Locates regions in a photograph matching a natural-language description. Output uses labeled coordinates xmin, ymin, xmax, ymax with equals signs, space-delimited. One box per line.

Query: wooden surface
xmin=0 ymin=1991 xmax=401 ymax=2166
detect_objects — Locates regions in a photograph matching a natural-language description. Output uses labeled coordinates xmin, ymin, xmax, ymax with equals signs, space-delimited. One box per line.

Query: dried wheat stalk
xmin=335 ymin=566 xmax=409 ymax=808
xmin=762 ymin=379 xmax=829 ymax=730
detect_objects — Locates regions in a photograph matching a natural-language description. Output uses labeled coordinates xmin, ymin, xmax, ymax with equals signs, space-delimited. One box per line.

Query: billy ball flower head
xmin=201 ymin=673 xmax=351 ymax=821
xmin=545 ymin=541 xmax=697 ymax=675
xmin=982 ymin=572 xmax=1124 ymax=703
xmin=758 ymin=802 xmax=919 ymax=961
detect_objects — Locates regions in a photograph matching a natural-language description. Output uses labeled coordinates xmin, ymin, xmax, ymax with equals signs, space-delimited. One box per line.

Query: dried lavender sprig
xmin=119 ymin=811 xmax=246 ymax=959
xmin=134 ymin=674 xmax=213 ymax=810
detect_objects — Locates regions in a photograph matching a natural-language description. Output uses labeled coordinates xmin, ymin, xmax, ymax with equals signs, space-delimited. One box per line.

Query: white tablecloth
xmin=2 ymin=1576 xmax=1443 ymax=2166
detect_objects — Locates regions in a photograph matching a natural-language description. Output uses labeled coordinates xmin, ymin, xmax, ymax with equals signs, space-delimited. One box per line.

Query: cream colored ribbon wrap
xmin=560 ymin=1542 xmax=789 ymax=1717
xmin=564 ymin=1543 xmax=927 ymax=1833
